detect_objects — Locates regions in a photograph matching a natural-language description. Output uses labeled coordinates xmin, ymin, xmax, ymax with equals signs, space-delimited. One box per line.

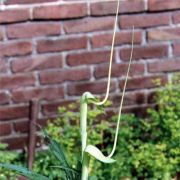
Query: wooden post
xmin=28 ymin=99 xmax=39 ymax=170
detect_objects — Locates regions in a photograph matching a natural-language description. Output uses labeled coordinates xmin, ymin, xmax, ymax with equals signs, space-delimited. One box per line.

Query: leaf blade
xmin=85 ymin=145 xmax=116 ymax=164
xmin=0 ymin=163 xmax=49 ymax=180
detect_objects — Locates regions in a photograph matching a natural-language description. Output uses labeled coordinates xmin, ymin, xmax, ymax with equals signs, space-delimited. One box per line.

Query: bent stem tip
xmin=95 ymin=0 xmax=120 ymax=106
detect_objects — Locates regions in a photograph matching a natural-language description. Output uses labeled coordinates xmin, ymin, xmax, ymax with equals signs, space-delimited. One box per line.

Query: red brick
xmin=0 ymin=41 xmax=32 ymax=57
xmin=33 ymin=3 xmax=87 ymax=20
xmin=0 ymin=9 xmax=30 ymax=24
xmin=120 ymin=13 xmax=170 ymax=29
xmin=0 ymin=59 xmax=7 ymax=73
xmin=39 ymin=68 xmax=91 ymax=85
xmin=91 ymin=31 xmax=142 ymax=48
xmin=0 ymin=91 xmax=10 ymax=105
xmin=12 ymin=86 xmax=64 ymax=103
xmin=173 ymin=43 xmax=180 ymax=56
xmin=7 ymin=22 xmax=61 ymax=39
xmin=42 ymin=100 xmax=75 ymax=116
xmin=110 ymin=91 xmax=145 ymax=107
xmin=148 ymin=27 xmax=180 ymax=41
xmin=119 ymin=75 xmax=167 ymax=90
xmin=14 ymin=121 xmax=29 ymax=133
xmin=6 ymin=0 xmax=58 ymax=5
xmin=95 ymin=63 xmax=145 ymax=79
xmin=11 ymin=54 xmax=63 ymax=73
xmin=90 ymin=0 xmax=145 ymax=16
xmin=120 ymin=45 xmax=168 ymax=61
xmin=148 ymin=60 xmax=180 ymax=73
xmin=67 ymin=81 xmax=116 ymax=96
xmin=173 ymin=12 xmax=180 ymax=24
xmin=148 ymin=0 xmax=180 ymax=11
xmin=37 ymin=36 xmax=87 ymax=53
xmin=64 ymin=17 xmax=114 ymax=34
xmin=0 ymin=105 xmax=29 ymax=121
xmin=122 ymin=105 xmax=149 ymax=118
xmin=66 ymin=50 xmax=114 ymax=66
xmin=0 ymin=28 xmax=4 ymax=41
xmin=147 ymin=91 xmax=156 ymax=104
xmin=0 ymin=123 xmax=11 ymax=136
xmin=1 ymin=136 xmax=28 ymax=150
xmin=0 ymin=73 xmax=36 ymax=90
xmin=37 ymin=118 xmax=50 ymax=128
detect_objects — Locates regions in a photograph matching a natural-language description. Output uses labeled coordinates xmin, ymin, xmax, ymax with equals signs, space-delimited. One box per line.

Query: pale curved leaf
xmin=84 ymin=145 xmax=115 ymax=164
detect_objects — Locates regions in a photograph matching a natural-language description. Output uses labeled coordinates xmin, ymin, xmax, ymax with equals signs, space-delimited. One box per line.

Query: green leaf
xmin=0 ymin=163 xmax=49 ymax=180
xmin=43 ymin=129 xmax=69 ymax=167
xmin=51 ymin=166 xmax=80 ymax=175
xmin=43 ymin=129 xmax=75 ymax=179
xmin=85 ymin=145 xmax=116 ymax=163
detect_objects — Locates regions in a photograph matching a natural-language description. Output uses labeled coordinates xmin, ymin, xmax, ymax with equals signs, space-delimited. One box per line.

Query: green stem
xmin=80 ymin=93 xmax=89 ymax=180
xmin=81 ymin=154 xmax=89 ymax=180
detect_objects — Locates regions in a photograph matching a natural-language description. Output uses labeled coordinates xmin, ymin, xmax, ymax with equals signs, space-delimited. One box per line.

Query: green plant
xmin=103 ymin=75 xmax=180 ymax=179
xmin=43 ymin=105 xmax=135 ymax=179
xmin=0 ymin=143 xmax=20 ymax=180
xmin=41 ymin=100 xmax=113 ymax=178
xmin=41 ymin=75 xmax=180 ymax=180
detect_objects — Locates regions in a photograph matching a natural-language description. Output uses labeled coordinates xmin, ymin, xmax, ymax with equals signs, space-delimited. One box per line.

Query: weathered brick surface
xmin=119 ymin=75 xmax=167 ymax=90
xmin=42 ymin=100 xmax=75 ymax=116
xmin=0 ymin=123 xmax=11 ymax=136
xmin=7 ymin=22 xmax=61 ymax=39
xmin=173 ymin=43 xmax=180 ymax=56
xmin=0 ymin=92 xmax=10 ymax=105
xmin=37 ymin=37 xmax=87 ymax=53
xmin=66 ymin=50 xmax=114 ymax=66
xmin=148 ymin=0 xmax=180 ymax=11
xmin=95 ymin=63 xmax=145 ymax=78
xmin=148 ymin=27 xmax=180 ymax=41
xmin=12 ymin=86 xmax=64 ymax=103
xmin=40 ymin=68 xmax=91 ymax=85
xmin=90 ymin=0 xmax=145 ymax=16
xmin=148 ymin=60 xmax=180 ymax=73
xmin=0 ymin=59 xmax=7 ymax=73
xmin=14 ymin=121 xmax=29 ymax=133
xmin=0 ymin=73 xmax=36 ymax=90
xmin=6 ymin=0 xmax=58 ymax=5
xmin=120 ymin=13 xmax=170 ymax=29
xmin=67 ymin=81 xmax=116 ymax=96
xmin=0 ymin=0 xmax=180 ymax=149
xmin=33 ymin=3 xmax=87 ymax=20
xmin=0 ymin=28 xmax=4 ymax=41
xmin=120 ymin=45 xmax=168 ymax=61
xmin=64 ymin=17 xmax=114 ymax=34
xmin=0 ymin=9 xmax=30 ymax=24
xmin=0 ymin=105 xmax=29 ymax=121
xmin=91 ymin=31 xmax=142 ymax=48
xmin=11 ymin=54 xmax=63 ymax=73
xmin=173 ymin=12 xmax=180 ymax=24
xmin=110 ymin=91 xmax=145 ymax=107
xmin=0 ymin=41 xmax=32 ymax=57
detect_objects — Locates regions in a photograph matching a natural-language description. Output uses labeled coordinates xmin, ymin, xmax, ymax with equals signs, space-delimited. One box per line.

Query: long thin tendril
xmin=83 ymin=0 xmax=135 ymax=167
xmin=108 ymin=26 xmax=134 ymax=158
xmin=84 ymin=28 xmax=135 ymax=164
xmin=95 ymin=0 xmax=120 ymax=106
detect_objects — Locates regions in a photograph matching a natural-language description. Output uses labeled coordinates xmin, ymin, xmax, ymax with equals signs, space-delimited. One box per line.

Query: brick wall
xmin=0 ymin=0 xmax=180 ymax=149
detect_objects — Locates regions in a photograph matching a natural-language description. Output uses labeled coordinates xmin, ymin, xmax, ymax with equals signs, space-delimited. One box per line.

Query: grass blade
xmin=43 ymin=129 xmax=75 ymax=179
xmin=0 ymin=163 xmax=49 ymax=180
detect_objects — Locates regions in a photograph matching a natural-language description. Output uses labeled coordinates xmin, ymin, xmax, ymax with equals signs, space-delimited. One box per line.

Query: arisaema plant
xmin=0 ymin=0 xmax=134 ymax=179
